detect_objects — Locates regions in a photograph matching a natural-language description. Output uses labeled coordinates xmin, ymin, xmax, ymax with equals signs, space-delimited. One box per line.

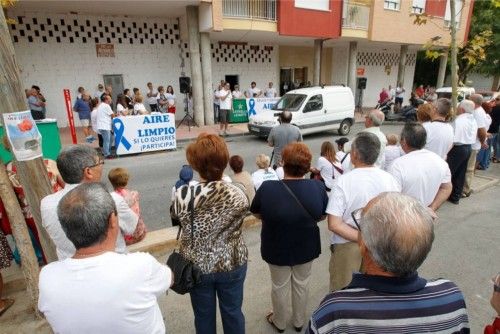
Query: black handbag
xmin=167 ymin=187 xmax=202 ymax=294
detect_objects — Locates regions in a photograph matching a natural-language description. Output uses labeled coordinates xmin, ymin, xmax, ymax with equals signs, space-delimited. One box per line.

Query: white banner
xmin=112 ymin=113 xmax=176 ymax=156
xmin=246 ymin=97 xmax=280 ymax=117
xmin=2 ymin=111 xmax=42 ymax=161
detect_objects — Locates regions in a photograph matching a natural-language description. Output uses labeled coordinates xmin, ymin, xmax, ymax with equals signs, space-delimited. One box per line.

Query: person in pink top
xmin=108 ymin=168 xmax=146 ymax=245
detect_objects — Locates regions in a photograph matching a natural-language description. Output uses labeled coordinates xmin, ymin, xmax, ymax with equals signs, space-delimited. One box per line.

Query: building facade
xmin=6 ymin=0 xmax=473 ymax=127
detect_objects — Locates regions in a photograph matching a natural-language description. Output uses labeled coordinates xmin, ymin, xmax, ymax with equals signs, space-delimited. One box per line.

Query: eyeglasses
xmin=351 ymin=207 xmax=364 ymax=230
xmin=86 ymin=160 xmax=104 ymax=169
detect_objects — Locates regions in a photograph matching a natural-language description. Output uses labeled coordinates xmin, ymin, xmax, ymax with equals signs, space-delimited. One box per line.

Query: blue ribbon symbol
xmin=113 ymin=118 xmax=132 ymax=151
xmin=248 ymin=98 xmax=256 ymax=116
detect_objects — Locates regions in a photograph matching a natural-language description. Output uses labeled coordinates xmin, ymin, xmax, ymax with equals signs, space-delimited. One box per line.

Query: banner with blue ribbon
xmin=248 ymin=98 xmax=256 ymax=116
xmin=113 ymin=118 xmax=132 ymax=151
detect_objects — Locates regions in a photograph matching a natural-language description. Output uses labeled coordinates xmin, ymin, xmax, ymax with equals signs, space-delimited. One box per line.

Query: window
xmin=295 ymin=0 xmax=330 ymax=11
xmin=275 ymin=94 xmax=307 ymax=112
xmin=304 ymin=94 xmax=323 ymax=113
xmin=412 ymin=0 xmax=426 ymax=13
xmin=384 ymin=0 xmax=401 ymax=10
xmin=444 ymin=0 xmax=463 ymax=27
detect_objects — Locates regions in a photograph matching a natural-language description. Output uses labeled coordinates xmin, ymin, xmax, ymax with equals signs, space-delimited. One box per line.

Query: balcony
xmin=223 ymin=0 xmax=277 ymax=21
xmin=342 ymin=2 xmax=371 ymax=30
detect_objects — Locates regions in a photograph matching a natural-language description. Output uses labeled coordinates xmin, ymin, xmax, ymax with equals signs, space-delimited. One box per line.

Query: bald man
xmin=345 ymin=109 xmax=387 ymax=169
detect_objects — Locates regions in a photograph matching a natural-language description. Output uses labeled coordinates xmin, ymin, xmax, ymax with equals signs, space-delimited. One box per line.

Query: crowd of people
xmin=1 ymin=85 xmax=499 ymax=332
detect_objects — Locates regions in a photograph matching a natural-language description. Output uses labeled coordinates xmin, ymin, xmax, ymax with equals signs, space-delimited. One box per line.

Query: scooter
xmin=375 ymin=99 xmax=394 ymax=115
xmin=385 ymin=99 xmax=424 ymax=122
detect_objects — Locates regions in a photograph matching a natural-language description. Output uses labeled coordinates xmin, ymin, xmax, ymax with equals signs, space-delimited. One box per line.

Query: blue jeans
xmin=477 ymin=137 xmax=492 ymax=169
xmin=100 ymin=129 xmax=112 ymax=157
xmin=190 ymin=263 xmax=247 ymax=334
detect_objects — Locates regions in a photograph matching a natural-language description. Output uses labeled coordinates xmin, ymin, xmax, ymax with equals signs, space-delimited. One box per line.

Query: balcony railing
xmin=223 ymin=0 xmax=277 ymax=21
xmin=342 ymin=2 xmax=371 ymax=30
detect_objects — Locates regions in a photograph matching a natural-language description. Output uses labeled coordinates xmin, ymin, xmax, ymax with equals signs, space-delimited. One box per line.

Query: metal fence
xmin=223 ymin=0 xmax=277 ymax=21
xmin=342 ymin=2 xmax=371 ymax=30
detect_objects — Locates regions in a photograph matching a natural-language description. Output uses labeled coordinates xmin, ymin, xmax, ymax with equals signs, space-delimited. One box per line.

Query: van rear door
xmin=326 ymin=90 xmax=354 ymax=127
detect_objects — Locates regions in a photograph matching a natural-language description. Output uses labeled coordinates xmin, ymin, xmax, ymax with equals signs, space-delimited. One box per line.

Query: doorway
xmin=225 ymin=75 xmax=239 ymax=91
xmin=103 ymin=74 xmax=124 ymax=108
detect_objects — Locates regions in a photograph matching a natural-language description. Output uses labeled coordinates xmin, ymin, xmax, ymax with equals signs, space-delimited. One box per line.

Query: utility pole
xmin=0 ymin=6 xmax=57 ymax=264
xmin=449 ymin=0 xmax=458 ymax=116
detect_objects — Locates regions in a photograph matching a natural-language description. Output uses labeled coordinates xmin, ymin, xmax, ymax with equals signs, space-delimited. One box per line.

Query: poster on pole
xmin=112 ymin=113 xmax=176 ymax=156
xmin=2 ymin=111 xmax=42 ymax=161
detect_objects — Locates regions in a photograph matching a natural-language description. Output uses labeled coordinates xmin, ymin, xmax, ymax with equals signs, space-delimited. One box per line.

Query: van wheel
xmin=338 ymin=120 xmax=351 ymax=135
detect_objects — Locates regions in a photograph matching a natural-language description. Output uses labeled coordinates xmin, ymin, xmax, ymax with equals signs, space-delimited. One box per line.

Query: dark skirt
xmin=0 ymin=230 xmax=13 ymax=269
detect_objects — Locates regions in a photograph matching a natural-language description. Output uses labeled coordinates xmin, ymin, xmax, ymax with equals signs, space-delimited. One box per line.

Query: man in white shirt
xmin=39 ymin=183 xmax=172 ymax=334
xmin=446 ymin=100 xmax=478 ymax=204
xmin=245 ymin=81 xmax=262 ymax=98
xmin=217 ymin=82 xmax=233 ymax=136
xmin=232 ymin=84 xmax=243 ymax=99
xmin=264 ymin=82 xmax=277 ymax=98
xmin=96 ymin=94 xmax=115 ymax=158
xmin=395 ymin=83 xmax=405 ymax=110
xmin=146 ymin=82 xmax=158 ymax=112
xmin=463 ymin=94 xmax=488 ymax=196
xmin=423 ymin=98 xmax=454 ymax=159
xmin=40 ymin=145 xmax=138 ymax=260
xmin=93 ymin=83 xmax=105 ymax=99
xmin=327 ymin=132 xmax=401 ymax=291
xmin=345 ymin=109 xmax=387 ymax=168
xmin=389 ymin=123 xmax=452 ymax=213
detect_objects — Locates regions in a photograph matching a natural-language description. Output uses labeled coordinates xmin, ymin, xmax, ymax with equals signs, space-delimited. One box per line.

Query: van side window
xmin=304 ymin=94 xmax=323 ymax=113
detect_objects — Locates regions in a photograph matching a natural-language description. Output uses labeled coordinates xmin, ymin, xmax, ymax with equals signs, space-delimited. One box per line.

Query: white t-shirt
xmin=247 ymin=87 xmax=261 ymax=97
xmin=384 ymin=145 xmax=403 ymax=171
xmin=423 ymin=121 xmax=454 ymax=159
xmin=326 ymin=167 xmax=401 ymax=244
xmin=396 ymin=87 xmax=405 ymax=98
xmin=232 ymin=90 xmax=243 ymax=99
xmin=388 ymin=149 xmax=451 ymax=207
xmin=345 ymin=127 xmax=387 ymax=168
xmin=91 ymin=109 xmax=98 ymax=132
xmin=217 ymin=89 xmax=233 ymax=110
xmin=453 ymin=113 xmax=477 ymax=145
xmin=276 ymin=167 xmax=284 ymax=180
xmin=41 ymin=185 xmax=138 ymax=260
xmin=94 ymin=90 xmax=104 ymax=99
xmin=147 ymin=90 xmax=158 ymax=105
xmin=39 ymin=252 xmax=171 ymax=334
xmin=316 ymin=156 xmax=343 ymax=190
xmin=96 ymin=103 xmax=114 ymax=131
xmin=336 ymin=152 xmax=352 ymax=174
xmin=165 ymin=93 xmax=175 ymax=106
xmin=252 ymin=168 xmax=279 ymax=190
xmin=264 ymin=87 xmax=277 ymax=98
xmin=117 ymin=103 xmax=127 ymax=116
xmin=472 ymin=107 xmax=488 ymax=150
xmin=134 ymin=103 xmax=148 ymax=115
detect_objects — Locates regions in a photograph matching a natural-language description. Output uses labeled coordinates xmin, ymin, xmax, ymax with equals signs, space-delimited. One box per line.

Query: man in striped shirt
xmin=308 ymin=192 xmax=469 ymax=334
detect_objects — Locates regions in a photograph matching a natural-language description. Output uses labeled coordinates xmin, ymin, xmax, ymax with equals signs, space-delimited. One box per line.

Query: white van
xmin=436 ymin=87 xmax=475 ymax=102
xmin=247 ymin=86 xmax=355 ymax=138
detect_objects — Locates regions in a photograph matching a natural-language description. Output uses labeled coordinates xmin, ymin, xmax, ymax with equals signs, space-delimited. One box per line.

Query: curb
xmin=471 ymin=175 xmax=499 ymax=193
xmin=176 ymin=131 xmax=252 ymax=144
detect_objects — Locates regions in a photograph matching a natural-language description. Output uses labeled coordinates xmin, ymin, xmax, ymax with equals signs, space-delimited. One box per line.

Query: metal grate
xmin=223 ymin=0 xmax=277 ymax=21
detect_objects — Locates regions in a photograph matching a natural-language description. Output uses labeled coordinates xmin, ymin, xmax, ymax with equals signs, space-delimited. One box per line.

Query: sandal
xmin=266 ymin=312 xmax=284 ymax=333
xmin=0 ymin=299 xmax=15 ymax=317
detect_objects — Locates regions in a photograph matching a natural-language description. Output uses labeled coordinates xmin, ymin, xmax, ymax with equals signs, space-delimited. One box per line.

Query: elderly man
xmin=345 ymin=109 xmax=387 ymax=168
xmin=447 ymin=100 xmax=478 ymax=204
xmin=264 ymin=82 xmax=277 ymax=98
xmin=27 ymin=88 xmax=45 ymax=120
xmin=327 ymin=132 xmax=400 ymax=291
xmin=389 ymin=122 xmax=452 ymax=212
xmin=309 ymin=192 xmax=470 ymax=333
xmin=463 ymin=94 xmax=488 ymax=196
xmin=423 ymin=98 xmax=454 ymax=159
xmin=96 ymin=93 xmax=115 ymax=159
xmin=39 ymin=183 xmax=172 ymax=333
xmin=73 ymin=92 xmax=93 ymax=143
xmin=40 ymin=145 xmax=138 ymax=260
xmin=268 ymin=111 xmax=302 ymax=167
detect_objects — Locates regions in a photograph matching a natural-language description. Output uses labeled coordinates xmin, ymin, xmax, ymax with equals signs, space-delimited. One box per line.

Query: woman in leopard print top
xmin=173 ymin=133 xmax=249 ymax=334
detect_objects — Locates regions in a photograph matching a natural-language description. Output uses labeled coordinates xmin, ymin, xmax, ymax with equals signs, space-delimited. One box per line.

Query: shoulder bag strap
xmin=340 ymin=152 xmax=350 ymax=164
xmin=280 ymin=181 xmax=315 ymax=221
xmin=330 ymin=161 xmax=344 ymax=176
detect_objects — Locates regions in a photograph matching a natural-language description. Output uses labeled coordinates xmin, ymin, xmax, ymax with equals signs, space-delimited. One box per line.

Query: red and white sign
xmin=63 ymin=89 xmax=77 ymax=144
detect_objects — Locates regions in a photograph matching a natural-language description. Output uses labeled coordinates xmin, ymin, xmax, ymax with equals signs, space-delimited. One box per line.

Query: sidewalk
xmin=57 ymin=110 xmax=368 ymax=147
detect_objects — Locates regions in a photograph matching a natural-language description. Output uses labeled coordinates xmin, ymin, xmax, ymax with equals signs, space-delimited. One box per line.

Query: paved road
xmin=103 ymin=122 xmax=406 ymax=231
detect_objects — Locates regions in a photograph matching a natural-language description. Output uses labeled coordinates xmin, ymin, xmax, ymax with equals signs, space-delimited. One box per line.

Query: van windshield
xmin=274 ymin=94 xmax=307 ymax=111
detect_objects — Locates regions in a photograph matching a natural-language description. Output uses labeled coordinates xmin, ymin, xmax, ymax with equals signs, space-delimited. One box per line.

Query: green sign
xmin=230 ymin=99 xmax=249 ymax=123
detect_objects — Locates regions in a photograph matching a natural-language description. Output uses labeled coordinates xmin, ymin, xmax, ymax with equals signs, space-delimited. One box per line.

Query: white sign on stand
xmin=246 ymin=97 xmax=280 ymax=117
xmin=112 ymin=113 xmax=176 ymax=156
xmin=2 ymin=111 xmax=42 ymax=161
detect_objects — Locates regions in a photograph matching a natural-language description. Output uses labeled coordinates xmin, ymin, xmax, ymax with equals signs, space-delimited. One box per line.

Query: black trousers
xmin=446 ymin=144 xmax=472 ymax=202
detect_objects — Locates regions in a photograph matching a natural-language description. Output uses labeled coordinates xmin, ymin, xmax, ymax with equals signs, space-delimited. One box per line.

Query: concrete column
xmin=397 ymin=44 xmax=408 ymax=87
xmin=200 ymin=32 xmax=214 ymax=125
xmin=347 ymin=41 xmax=358 ymax=95
xmin=186 ymin=6 xmax=205 ymax=126
xmin=436 ymin=50 xmax=448 ymax=88
xmin=313 ymin=39 xmax=323 ymax=86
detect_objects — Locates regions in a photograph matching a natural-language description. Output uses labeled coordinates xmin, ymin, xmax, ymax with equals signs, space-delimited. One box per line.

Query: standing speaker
xmin=179 ymin=77 xmax=191 ymax=94
xmin=357 ymin=77 xmax=367 ymax=90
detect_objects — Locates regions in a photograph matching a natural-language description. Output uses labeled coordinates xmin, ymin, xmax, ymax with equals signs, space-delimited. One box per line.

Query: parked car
xmin=436 ymin=87 xmax=475 ymax=102
xmin=247 ymin=86 xmax=355 ymax=138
